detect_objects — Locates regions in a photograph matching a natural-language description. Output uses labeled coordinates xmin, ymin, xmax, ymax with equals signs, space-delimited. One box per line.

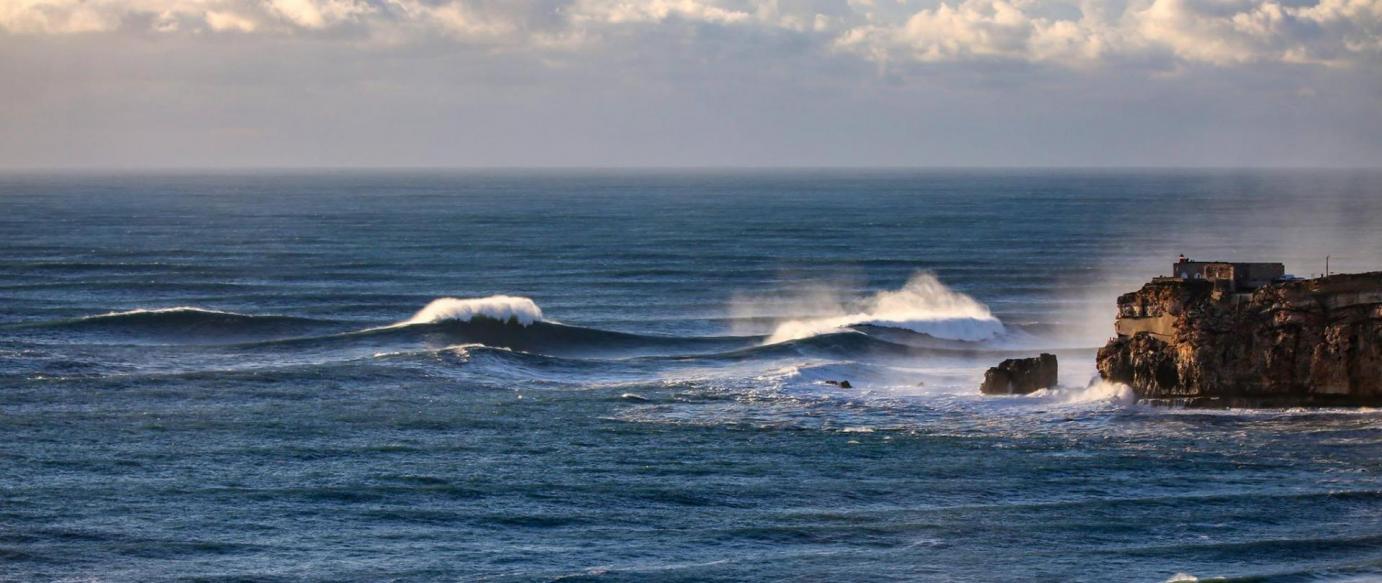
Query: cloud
xmin=265 ymin=0 xmax=374 ymax=29
xmin=569 ymin=0 xmax=754 ymax=25
xmin=0 ymin=0 xmax=1377 ymax=69
xmin=0 ymin=0 xmax=125 ymax=33
xmin=1133 ymin=0 xmax=1294 ymax=65
xmin=1133 ymin=0 xmax=1382 ymax=66
xmin=833 ymin=0 xmax=1109 ymax=65
xmin=833 ymin=0 xmax=1382 ymax=69
xmin=204 ymin=9 xmax=257 ymax=33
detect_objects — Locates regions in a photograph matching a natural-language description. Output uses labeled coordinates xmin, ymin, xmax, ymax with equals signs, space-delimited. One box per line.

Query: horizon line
xmin=2 ymin=164 xmax=1380 ymax=174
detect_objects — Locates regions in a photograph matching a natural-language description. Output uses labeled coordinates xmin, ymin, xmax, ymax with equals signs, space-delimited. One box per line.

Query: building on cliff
xmin=1117 ymin=257 xmax=1287 ymax=340
xmin=1168 ymin=255 xmax=1284 ymax=292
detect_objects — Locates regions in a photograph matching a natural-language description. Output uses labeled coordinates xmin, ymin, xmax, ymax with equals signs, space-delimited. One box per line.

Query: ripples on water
xmin=2 ymin=170 xmax=1381 ymax=581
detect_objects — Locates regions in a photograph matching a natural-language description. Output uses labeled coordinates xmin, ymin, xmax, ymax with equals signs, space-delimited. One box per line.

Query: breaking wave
xmin=397 ymin=295 xmax=544 ymax=327
xmin=763 ymin=273 xmax=1006 ymax=344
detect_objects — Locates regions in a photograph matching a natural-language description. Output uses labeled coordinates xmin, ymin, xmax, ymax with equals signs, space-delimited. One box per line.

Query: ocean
xmin=2 ymin=169 xmax=1381 ymax=582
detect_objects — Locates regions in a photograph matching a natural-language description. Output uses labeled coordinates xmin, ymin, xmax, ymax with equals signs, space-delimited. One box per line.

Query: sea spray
xmin=1026 ymin=379 xmax=1137 ymax=406
xmin=761 ymin=272 xmax=1005 ymax=344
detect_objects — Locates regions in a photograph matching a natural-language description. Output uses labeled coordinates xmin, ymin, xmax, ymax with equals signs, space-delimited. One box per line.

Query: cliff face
xmin=1096 ymin=272 xmax=1382 ymax=407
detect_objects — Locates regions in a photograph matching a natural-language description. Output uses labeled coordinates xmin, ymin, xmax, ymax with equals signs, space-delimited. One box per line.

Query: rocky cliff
xmin=1096 ymin=272 xmax=1382 ymax=407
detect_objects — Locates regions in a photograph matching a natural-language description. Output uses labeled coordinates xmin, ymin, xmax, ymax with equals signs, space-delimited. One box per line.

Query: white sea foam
xmin=398 ymin=296 xmax=544 ymax=327
xmin=763 ymin=273 xmax=1005 ymax=344
xmin=1026 ymin=379 xmax=1137 ymax=406
xmin=371 ymin=343 xmax=489 ymax=359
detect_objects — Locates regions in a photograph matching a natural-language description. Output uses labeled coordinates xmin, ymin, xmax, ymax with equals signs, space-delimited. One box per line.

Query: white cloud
xmin=831 ymin=0 xmax=1382 ymax=68
xmin=380 ymin=0 xmax=524 ymax=39
xmin=1132 ymin=0 xmax=1258 ymax=65
xmin=1127 ymin=0 xmax=1382 ymax=66
xmin=0 ymin=0 xmax=123 ymax=33
xmin=832 ymin=0 xmax=1109 ymax=67
xmin=570 ymin=0 xmax=753 ymax=25
xmin=265 ymin=0 xmax=374 ymax=29
xmin=205 ymin=9 xmax=257 ymax=32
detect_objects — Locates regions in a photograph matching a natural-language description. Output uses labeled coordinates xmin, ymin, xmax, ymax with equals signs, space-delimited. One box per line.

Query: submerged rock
xmin=825 ymin=379 xmax=853 ymax=389
xmin=980 ymin=354 xmax=1058 ymax=395
xmin=1096 ymin=271 xmax=1382 ymax=407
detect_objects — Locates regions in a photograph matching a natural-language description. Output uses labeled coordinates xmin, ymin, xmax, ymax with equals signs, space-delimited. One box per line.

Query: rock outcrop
xmin=1097 ymin=272 xmax=1382 ymax=407
xmin=981 ymin=354 xmax=1058 ymax=395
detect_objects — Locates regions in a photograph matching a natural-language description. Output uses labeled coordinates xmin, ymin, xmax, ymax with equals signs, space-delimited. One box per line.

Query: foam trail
xmin=764 ymin=273 xmax=1004 ymax=344
xmin=398 ymin=296 xmax=544 ymax=327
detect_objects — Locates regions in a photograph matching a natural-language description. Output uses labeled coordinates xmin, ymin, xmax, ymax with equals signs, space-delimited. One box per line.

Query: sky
xmin=1 ymin=0 xmax=1380 ymax=168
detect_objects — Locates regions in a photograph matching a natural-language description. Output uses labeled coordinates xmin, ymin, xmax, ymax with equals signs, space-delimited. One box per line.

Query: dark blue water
xmin=3 ymin=170 xmax=1382 ymax=582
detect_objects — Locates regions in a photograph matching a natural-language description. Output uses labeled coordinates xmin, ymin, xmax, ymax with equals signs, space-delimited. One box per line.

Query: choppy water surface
xmin=3 ymin=170 xmax=1382 ymax=582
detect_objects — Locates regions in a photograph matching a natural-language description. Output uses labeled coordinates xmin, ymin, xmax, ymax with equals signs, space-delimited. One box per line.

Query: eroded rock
xmin=980 ymin=353 xmax=1058 ymax=395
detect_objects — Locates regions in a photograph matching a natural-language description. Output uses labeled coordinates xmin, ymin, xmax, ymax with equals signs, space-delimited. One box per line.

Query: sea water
xmin=2 ymin=169 xmax=1381 ymax=581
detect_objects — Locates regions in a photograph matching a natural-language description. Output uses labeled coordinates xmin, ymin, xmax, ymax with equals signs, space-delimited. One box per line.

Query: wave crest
xmin=73 ymin=306 xmax=318 ymax=329
xmin=764 ymin=273 xmax=1005 ymax=344
xmin=399 ymin=296 xmax=544 ymax=327
xmin=36 ymin=306 xmax=335 ymax=343
xmin=86 ymin=306 xmax=250 ymax=321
